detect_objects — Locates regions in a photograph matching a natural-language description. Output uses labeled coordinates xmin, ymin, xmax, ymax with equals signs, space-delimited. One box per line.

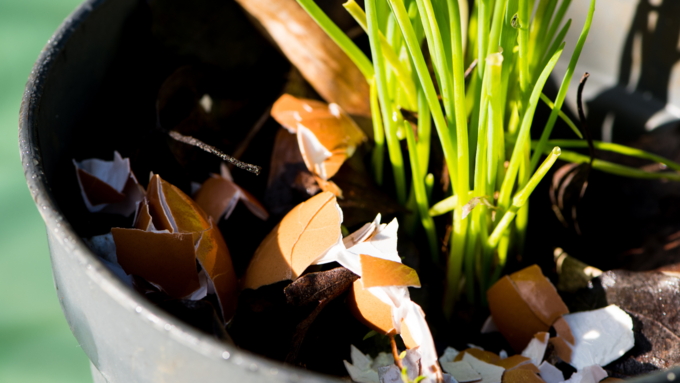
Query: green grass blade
xmin=498 ymin=43 xmax=565 ymax=213
xmin=539 ymin=92 xmax=582 ymax=138
xmin=296 ymin=0 xmax=374 ymax=79
xmin=530 ymin=0 xmax=595 ymax=173
xmin=366 ymin=0 xmax=407 ymax=203
xmin=489 ymin=147 xmax=562 ymax=247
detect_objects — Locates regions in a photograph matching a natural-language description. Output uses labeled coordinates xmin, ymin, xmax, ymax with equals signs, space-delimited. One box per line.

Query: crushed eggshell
xmin=440 ymin=361 xmax=482 ymax=382
xmin=521 ymin=332 xmax=550 ymax=367
xmin=377 ymin=365 xmax=401 ymax=383
xmin=73 ymin=151 xmax=144 ymax=216
xmin=193 ymin=163 xmax=268 ymax=222
xmin=462 ymin=352 xmax=505 ymax=383
xmin=271 ymin=94 xmax=366 ymax=184
xmin=344 ymin=345 xmax=380 ymax=383
xmin=494 ymin=355 xmax=532 ymax=371
xmin=549 ymin=336 xmax=573 ymax=364
xmin=112 ymin=228 xmax=200 ymax=298
xmin=440 ymin=347 xmax=460 ymax=365
xmin=538 ymin=361 xmax=564 ymax=383
xmin=454 ymin=348 xmax=502 ymax=365
xmin=502 ymin=369 xmax=544 ymax=383
xmin=552 ymin=317 xmax=576 ymax=346
xmin=561 ymin=305 xmax=634 ymax=370
xmin=487 ymin=265 xmax=569 ymax=352
xmin=241 ymin=191 xmax=342 ymax=290
xmin=360 ymin=254 xmax=421 ymax=288
xmin=114 ymin=174 xmax=238 ymax=321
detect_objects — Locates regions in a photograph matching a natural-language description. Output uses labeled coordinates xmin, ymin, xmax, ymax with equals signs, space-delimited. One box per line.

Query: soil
xmin=62 ymin=0 xmax=680 ymax=379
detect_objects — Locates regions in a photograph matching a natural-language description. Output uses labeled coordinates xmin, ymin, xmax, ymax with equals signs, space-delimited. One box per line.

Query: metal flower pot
xmin=18 ymin=0 xmax=680 ymax=382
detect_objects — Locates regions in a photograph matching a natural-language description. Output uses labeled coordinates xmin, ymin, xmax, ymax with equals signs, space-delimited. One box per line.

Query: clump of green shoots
xmin=297 ymin=0 xmax=680 ymax=316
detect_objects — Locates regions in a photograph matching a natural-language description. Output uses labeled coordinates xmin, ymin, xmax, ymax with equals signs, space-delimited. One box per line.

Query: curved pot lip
xmin=18 ymin=0 xmax=337 ymax=381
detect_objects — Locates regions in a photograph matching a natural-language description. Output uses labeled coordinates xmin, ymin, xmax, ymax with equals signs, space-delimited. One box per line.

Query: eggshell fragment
xmin=454 ymin=348 xmax=502 ymax=365
xmin=195 ymin=221 xmax=238 ymax=321
xmin=439 ymin=347 xmax=460 ymax=364
xmin=494 ymin=355 xmax=532 ymax=371
xmin=133 ymin=198 xmax=155 ymax=231
xmin=242 ymin=191 xmax=341 ymax=290
xmin=193 ymin=164 xmax=268 ymax=222
xmin=463 ymin=352 xmax=505 ymax=383
xmin=510 ymin=265 xmax=569 ymax=327
xmin=561 ymin=305 xmax=634 ymax=370
xmin=552 ymin=317 xmax=575 ymax=345
xmin=271 ymin=94 xmax=366 ymax=182
xmin=487 ymin=265 xmax=569 ymax=352
xmin=521 ymin=332 xmax=550 ymax=367
xmin=501 ymin=369 xmax=544 ymax=383
xmin=487 ymin=275 xmax=550 ymax=352
xmin=343 ymin=345 xmax=380 ymax=383
xmin=73 ymin=151 xmax=144 ymax=216
xmin=360 ymin=254 xmax=421 ymax=288
xmin=440 ymin=361 xmax=482 ymax=382
xmin=123 ymin=174 xmax=238 ymax=321
xmin=548 ymin=336 xmax=573 ymax=363
xmin=537 ymin=362 xmax=564 ymax=383
xmin=112 ymin=228 xmax=199 ymax=298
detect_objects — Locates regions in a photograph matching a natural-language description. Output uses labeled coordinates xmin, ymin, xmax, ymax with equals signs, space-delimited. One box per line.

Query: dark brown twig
xmin=166 ymin=130 xmax=262 ymax=175
xmin=577 ymin=72 xmax=595 ymax=166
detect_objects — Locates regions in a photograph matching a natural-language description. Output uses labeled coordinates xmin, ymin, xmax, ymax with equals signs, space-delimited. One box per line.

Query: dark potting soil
xmin=59 ymin=0 xmax=680 ymax=378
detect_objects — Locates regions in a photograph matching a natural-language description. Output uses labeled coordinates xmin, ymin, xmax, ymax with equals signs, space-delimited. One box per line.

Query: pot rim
xmin=17 ymin=0 xmax=338 ymax=381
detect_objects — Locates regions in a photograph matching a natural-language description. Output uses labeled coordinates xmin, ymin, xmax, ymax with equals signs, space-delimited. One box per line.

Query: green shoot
xmin=297 ymin=0 xmax=680 ymax=316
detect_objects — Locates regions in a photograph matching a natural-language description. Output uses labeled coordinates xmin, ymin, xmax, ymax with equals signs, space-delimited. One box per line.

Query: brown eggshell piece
xmin=134 ymin=198 xmax=153 ymax=231
xmin=77 ymin=168 xmax=126 ymax=206
xmin=360 ymin=254 xmax=421 ymax=288
xmin=241 ymin=192 xmax=339 ymax=290
xmin=160 ymin=176 xmax=211 ymax=235
xmin=271 ymin=94 xmax=328 ymax=132
xmin=112 ymin=228 xmax=199 ymax=298
xmin=549 ymin=336 xmax=573 ymax=363
xmin=454 ymin=348 xmax=502 ymax=365
xmin=399 ymin=319 xmax=418 ymax=349
xmin=193 ymin=175 xmax=240 ymax=222
xmin=196 ymin=220 xmax=238 ymax=321
xmin=347 ymin=278 xmax=396 ymax=336
xmin=552 ymin=316 xmax=575 ymax=345
xmin=487 ymin=275 xmax=550 ymax=352
xmin=194 ymin=175 xmax=269 ymax=222
xmin=314 ymin=176 xmax=343 ymax=198
xmin=272 ymin=94 xmax=366 ymax=151
xmin=502 ymin=369 xmax=545 ymax=383
xmin=146 ymin=175 xmax=174 ymax=232
xmin=494 ymin=355 xmax=531 ymax=370
xmin=510 ymin=265 xmax=569 ymax=327
xmin=512 ymin=363 xmax=540 ymax=374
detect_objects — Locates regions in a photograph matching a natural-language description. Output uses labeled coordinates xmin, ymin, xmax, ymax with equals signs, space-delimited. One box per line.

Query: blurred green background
xmin=0 ymin=0 xmax=92 ymax=382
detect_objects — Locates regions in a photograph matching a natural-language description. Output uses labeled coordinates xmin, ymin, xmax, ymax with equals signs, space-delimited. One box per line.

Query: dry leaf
xmin=233 ymin=0 xmax=371 ymax=116
xmin=284 ymin=267 xmax=359 ymax=307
